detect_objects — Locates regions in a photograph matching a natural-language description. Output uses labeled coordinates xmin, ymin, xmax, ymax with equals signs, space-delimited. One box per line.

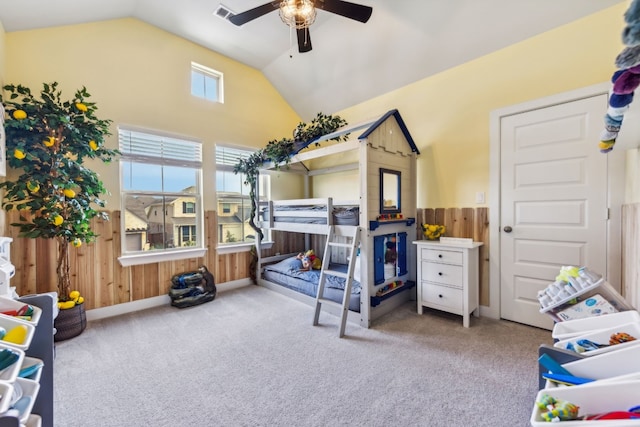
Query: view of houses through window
xmin=119 ymin=127 xmax=203 ymax=255
xmin=216 ymin=145 xmax=269 ymax=245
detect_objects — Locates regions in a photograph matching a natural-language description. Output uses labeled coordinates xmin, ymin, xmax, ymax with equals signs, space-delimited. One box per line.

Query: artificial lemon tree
xmin=0 ymin=82 xmax=118 ymax=305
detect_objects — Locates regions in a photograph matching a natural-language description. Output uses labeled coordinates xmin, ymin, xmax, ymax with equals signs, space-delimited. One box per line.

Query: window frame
xmin=191 ymin=62 xmax=224 ymax=104
xmin=117 ymin=125 xmax=206 ymax=267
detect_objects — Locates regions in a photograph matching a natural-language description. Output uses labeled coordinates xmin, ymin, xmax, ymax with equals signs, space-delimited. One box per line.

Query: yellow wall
xmin=0 ymin=20 xmax=5 ymax=85
xmin=1 ymin=6 xmax=631 ymax=211
xmin=4 ymin=18 xmax=301 ymax=210
xmin=337 ymin=3 xmax=627 ymax=208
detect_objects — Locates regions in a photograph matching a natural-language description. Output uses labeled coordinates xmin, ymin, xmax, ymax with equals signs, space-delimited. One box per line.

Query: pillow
xmin=280 ymin=257 xmax=303 ymax=271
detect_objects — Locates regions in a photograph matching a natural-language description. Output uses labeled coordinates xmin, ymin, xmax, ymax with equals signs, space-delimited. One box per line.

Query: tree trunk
xmin=56 ymin=236 xmax=70 ymax=299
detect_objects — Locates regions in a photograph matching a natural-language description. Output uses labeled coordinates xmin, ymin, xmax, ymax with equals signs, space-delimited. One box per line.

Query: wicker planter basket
xmin=54 ymin=303 xmax=87 ymax=342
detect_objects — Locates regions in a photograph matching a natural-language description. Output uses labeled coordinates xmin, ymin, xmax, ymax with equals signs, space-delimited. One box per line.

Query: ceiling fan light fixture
xmin=279 ymin=0 xmax=316 ymax=29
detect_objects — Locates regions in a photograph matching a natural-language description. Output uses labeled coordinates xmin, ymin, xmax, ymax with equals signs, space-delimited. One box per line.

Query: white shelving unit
xmin=0 ymin=294 xmax=54 ymax=427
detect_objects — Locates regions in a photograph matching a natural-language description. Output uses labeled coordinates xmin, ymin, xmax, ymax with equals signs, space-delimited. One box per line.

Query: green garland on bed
xmin=233 ymin=112 xmax=349 ymax=272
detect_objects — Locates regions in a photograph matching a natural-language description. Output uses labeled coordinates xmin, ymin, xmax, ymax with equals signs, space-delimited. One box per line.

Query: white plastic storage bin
xmin=531 ymin=380 xmax=640 ymax=426
xmin=18 ymin=357 xmax=44 ymax=382
xmin=12 ymin=377 xmax=40 ymax=425
xmin=0 ymin=315 xmax=35 ymax=351
xmin=0 ymin=343 xmax=25 ymax=383
xmin=552 ymin=310 xmax=640 ymax=341
xmin=0 ymin=296 xmax=42 ymax=326
xmin=0 ymin=381 xmax=15 ymax=414
xmin=554 ymin=321 xmax=640 ymax=356
xmin=561 ymin=344 xmax=640 ymax=380
xmin=540 ymin=279 xmax=634 ymax=322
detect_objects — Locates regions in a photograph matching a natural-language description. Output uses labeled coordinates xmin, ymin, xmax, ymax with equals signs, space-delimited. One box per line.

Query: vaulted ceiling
xmin=0 ymin=0 xmax=624 ymax=119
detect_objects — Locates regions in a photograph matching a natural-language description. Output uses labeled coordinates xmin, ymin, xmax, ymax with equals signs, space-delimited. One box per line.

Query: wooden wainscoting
xmin=416 ymin=207 xmax=490 ymax=306
xmin=6 ymin=208 xmax=490 ymax=310
xmin=7 ymin=210 xmax=252 ymax=310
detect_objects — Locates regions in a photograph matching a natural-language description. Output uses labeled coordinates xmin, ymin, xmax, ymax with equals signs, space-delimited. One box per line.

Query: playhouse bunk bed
xmin=254 ymin=109 xmax=420 ymax=329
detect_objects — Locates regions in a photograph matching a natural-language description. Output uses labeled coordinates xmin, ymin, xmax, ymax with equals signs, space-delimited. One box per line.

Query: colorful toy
xmin=297 ymin=250 xmax=321 ymax=271
xmin=536 ymin=393 xmax=580 ymax=422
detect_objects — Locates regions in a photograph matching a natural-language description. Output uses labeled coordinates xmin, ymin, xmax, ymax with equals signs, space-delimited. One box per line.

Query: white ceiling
xmin=0 ymin=0 xmax=624 ymax=119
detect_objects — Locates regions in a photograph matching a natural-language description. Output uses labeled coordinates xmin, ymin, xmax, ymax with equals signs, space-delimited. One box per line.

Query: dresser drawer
xmin=422 ymin=283 xmax=463 ymax=312
xmin=421 ymin=261 xmax=463 ymax=288
xmin=421 ymin=248 xmax=463 ymax=265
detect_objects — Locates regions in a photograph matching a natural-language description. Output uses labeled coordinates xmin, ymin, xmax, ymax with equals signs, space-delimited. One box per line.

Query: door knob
xmin=503 ymin=226 xmax=513 ymax=233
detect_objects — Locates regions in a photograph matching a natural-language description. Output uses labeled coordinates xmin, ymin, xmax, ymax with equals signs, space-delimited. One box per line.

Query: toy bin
xmin=0 ymin=343 xmax=25 ymax=383
xmin=552 ymin=310 xmax=640 ymax=341
xmin=0 ymin=315 xmax=35 ymax=351
xmin=0 ymin=296 xmax=42 ymax=326
xmin=18 ymin=357 xmax=44 ymax=382
xmin=553 ymin=321 xmax=640 ymax=357
xmin=0 ymin=381 xmax=15 ymax=414
xmin=540 ymin=279 xmax=634 ymax=323
xmin=11 ymin=377 xmax=40 ymax=425
xmin=531 ymin=380 xmax=640 ymax=426
xmin=561 ymin=344 xmax=640 ymax=380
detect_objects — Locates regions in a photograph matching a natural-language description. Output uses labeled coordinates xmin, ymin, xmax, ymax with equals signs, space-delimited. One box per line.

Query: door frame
xmin=487 ymin=82 xmax=626 ymax=320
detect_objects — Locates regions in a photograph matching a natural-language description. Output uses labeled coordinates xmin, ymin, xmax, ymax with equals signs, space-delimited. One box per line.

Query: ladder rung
xmin=317 ymin=298 xmax=342 ymax=309
xmin=323 ymin=269 xmax=348 ymax=279
xmin=328 ymin=242 xmax=351 ymax=248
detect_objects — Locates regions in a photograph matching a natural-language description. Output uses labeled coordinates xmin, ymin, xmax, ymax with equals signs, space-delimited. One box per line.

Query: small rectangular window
xmin=191 ymin=62 xmax=224 ymax=103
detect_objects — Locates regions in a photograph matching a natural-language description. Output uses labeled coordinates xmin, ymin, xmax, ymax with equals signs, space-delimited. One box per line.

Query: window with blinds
xmin=215 ymin=144 xmax=269 ymax=246
xmin=119 ymin=127 xmax=203 ymax=256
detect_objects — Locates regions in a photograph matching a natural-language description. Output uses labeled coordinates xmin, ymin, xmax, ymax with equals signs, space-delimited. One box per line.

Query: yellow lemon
xmin=12 ymin=110 xmax=27 ymax=120
xmin=13 ymin=149 xmax=26 ymax=159
xmin=69 ymin=290 xmax=81 ymax=299
xmin=72 ymin=239 xmax=82 ymax=248
xmin=3 ymin=324 xmax=28 ymax=344
xmin=44 ymin=136 xmax=55 ymax=147
xmin=63 ymin=188 xmax=76 ymax=198
xmin=52 ymin=215 xmax=63 ymax=226
xmin=60 ymin=301 xmax=75 ymax=310
xmin=89 ymin=140 xmax=98 ymax=151
xmin=26 ymin=181 xmax=40 ymax=193
xmin=75 ymin=102 xmax=88 ymax=112
xmin=77 ymin=296 xmax=84 ymax=304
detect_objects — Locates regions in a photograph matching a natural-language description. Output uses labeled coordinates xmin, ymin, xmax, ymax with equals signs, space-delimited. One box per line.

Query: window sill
xmin=118 ymin=248 xmax=207 ymax=267
xmin=216 ymin=241 xmax=273 ymax=255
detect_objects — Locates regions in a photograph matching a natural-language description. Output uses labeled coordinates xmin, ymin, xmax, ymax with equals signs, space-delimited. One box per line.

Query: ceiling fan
xmin=229 ymin=0 xmax=373 ymax=53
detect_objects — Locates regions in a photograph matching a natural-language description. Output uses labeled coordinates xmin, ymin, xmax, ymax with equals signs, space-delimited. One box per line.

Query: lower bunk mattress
xmin=262 ymin=256 xmax=361 ymax=312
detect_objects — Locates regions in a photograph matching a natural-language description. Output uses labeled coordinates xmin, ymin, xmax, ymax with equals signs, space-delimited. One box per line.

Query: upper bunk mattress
xmin=260 ymin=205 xmax=359 ymax=226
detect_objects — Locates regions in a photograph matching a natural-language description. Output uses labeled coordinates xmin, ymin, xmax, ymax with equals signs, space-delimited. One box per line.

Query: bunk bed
xmin=254 ymin=109 xmax=420 ymax=328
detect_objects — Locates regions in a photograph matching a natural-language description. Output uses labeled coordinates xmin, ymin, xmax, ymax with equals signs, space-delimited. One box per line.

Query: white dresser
xmin=413 ymin=240 xmax=483 ymax=327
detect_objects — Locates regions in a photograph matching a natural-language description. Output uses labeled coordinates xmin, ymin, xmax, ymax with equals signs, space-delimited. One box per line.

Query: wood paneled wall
xmin=416 ymin=208 xmax=490 ymax=306
xmin=7 ymin=210 xmax=252 ymax=310
xmin=6 ymin=207 xmax=490 ymax=310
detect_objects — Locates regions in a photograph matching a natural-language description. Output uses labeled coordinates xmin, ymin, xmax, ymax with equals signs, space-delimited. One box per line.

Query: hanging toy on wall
xmin=600 ymin=0 xmax=640 ymax=153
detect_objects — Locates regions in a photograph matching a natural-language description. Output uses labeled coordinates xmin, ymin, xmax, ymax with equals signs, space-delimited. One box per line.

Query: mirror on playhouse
xmin=379 ymin=168 xmax=401 ymax=215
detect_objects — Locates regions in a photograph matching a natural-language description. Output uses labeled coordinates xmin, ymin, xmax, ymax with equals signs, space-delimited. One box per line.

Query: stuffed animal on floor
xmin=297 ymin=250 xmax=322 ymax=271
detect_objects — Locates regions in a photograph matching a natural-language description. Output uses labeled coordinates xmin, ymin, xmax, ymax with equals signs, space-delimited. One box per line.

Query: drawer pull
xmin=438 ymin=254 xmax=443 ymax=258
xmin=438 ymin=272 xmax=443 ymax=276
xmin=438 ymin=294 xmax=443 ymax=298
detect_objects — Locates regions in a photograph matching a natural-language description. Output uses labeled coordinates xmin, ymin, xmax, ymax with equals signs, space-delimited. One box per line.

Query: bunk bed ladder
xmin=313 ymin=225 xmax=361 ymax=338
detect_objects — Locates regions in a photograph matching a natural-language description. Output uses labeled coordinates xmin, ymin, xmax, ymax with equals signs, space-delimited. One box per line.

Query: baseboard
xmin=86 ymin=278 xmax=252 ymax=321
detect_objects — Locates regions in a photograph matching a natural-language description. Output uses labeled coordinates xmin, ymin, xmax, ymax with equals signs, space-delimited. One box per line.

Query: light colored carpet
xmin=53 ymin=285 xmax=552 ymax=427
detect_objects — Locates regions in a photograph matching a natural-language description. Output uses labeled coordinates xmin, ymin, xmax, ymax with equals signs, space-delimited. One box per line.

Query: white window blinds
xmin=119 ymin=128 xmax=202 ymax=168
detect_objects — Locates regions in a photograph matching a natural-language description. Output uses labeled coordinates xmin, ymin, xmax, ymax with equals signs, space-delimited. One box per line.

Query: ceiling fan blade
xmin=297 ymin=27 xmax=313 ymax=53
xmin=316 ymin=0 xmax=373 ymax=23
xmin=228 ymin=1 xmax=280 ymax=26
